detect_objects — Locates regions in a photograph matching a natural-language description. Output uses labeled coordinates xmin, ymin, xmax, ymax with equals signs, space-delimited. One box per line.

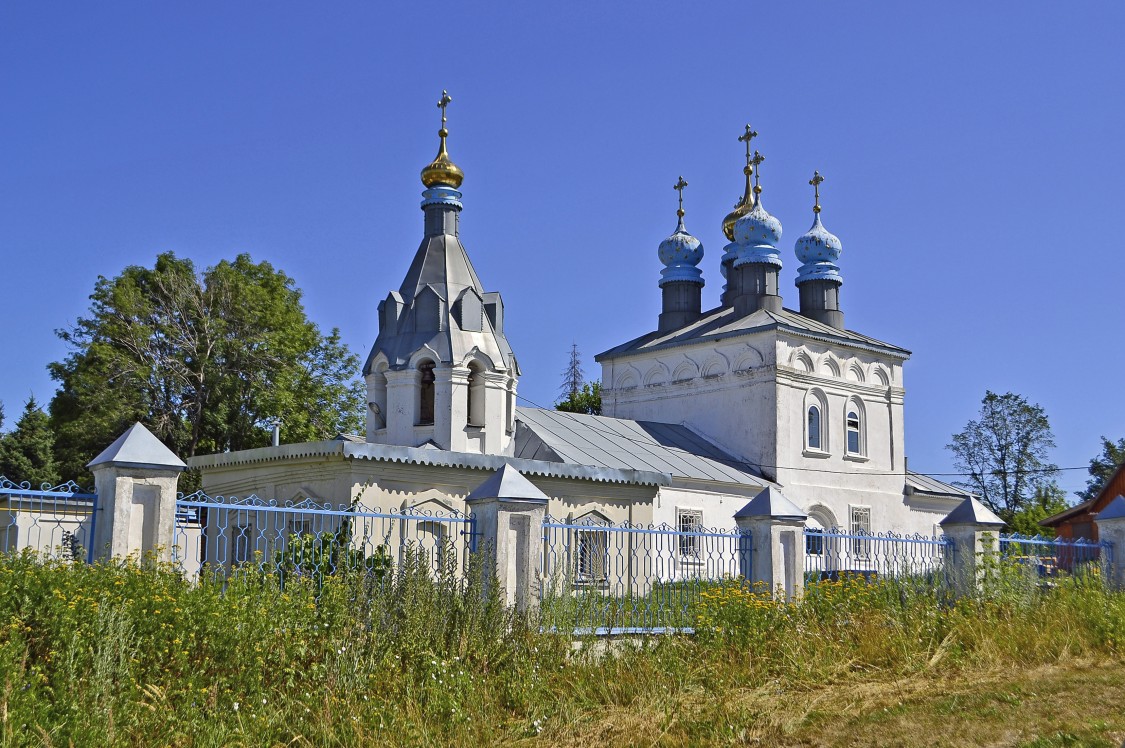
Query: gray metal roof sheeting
xmin=597 ymin=306 xmax=910 ymax=362
xmin=905 ymin=470 xmax=972 ymax=498
xmin=189 ymin=439 xmax=670 ymax=486
xmin=513 ymin=407 xmax=767 ymax=487
xmin=88 ymin=422 xmax=187 ymax=470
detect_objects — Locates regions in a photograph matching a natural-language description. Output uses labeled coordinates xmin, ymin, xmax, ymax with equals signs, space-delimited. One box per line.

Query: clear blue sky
xmin=1 ymin=2 xmax=1122 ymax=497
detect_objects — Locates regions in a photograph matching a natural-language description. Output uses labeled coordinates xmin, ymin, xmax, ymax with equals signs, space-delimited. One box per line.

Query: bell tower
xmin=363 ymin=91 xmax=519 ymax=456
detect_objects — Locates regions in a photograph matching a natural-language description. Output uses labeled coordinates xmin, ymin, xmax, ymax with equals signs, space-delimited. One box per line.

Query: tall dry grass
xmin=0 ymin=551 xmax=1121 ymax=746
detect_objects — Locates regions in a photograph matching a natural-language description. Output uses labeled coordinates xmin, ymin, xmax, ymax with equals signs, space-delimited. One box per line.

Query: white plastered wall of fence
xmin=188 ymin=451 xmax=661 ymax=587
xmin=0 ymin=504 xmax=91 ymax=559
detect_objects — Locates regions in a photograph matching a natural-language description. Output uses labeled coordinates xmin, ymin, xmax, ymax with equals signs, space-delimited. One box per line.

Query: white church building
xmin=192 ymin=96 xmax=968 ymax=548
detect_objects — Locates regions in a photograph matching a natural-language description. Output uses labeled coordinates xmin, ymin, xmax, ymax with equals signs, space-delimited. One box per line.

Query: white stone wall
xmin=600 ymin=328 xmax=937 ymax=537
xmin=366 ymin=353 xmax=517 ymax=457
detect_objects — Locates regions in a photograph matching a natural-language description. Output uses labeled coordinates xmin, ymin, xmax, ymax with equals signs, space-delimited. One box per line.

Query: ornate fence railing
xmin=173 ymin=491 xmax=476 ymax=584
xmin=804 ymin=528 xmax=948 ymax=582
xmin=0 ymin=477 xmax=98 ymax=563
xmin=997 ymin=533 xmax=1111 ymax=578
xmin=539 ymin=515 xmax=751 ymax=634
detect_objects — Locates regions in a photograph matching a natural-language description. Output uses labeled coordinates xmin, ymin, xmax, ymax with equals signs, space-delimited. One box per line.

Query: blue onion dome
xmin=733 ymin=199 xmax=783 ymax=248
xmin=658 ymin=213 xmax=705 ymax=287
xmin=659 ymin=177 xmax=704 ymax=287
xmin=795 ymin=171 xmax=843 ymax=285
xmin=794 ymin=213 xmax=843 ymax=285
xmin=795 ymin=213 xmax=842 ymax=267
xmin=659 ymin=214 xmax=703 ymax=267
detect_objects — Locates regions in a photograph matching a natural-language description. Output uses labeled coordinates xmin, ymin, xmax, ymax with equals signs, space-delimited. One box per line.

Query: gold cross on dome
xmin=738 ymin=124 xmax=758 ymax=162
xmin=437 ymin=90 xmax=452 ymax=129
xmin=673 ymin=176 xmax=688 ymax=215
xmin=810 ymin=171 xmax=825 ymax=213
xmin=750 ymin=150 xmax=765 ymax=192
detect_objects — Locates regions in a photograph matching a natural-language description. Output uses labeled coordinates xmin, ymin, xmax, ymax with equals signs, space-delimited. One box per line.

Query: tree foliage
xmin=1006 ymin=482 xmax=1070 ymax=538
xmin=48 ymin=252 xmax=364 ymax=481
xmin=1076 ymin=436 xmax=1125 ymax=503
xmin=0 ymin=397 xmax=60 ymax=487
xmin=555 ymin=382 xmax=602 ymax=416
xmin=558 ymin=343 xmax=585 ymax=401
xmin=946 ymin=390 xmax=1058 ymax=522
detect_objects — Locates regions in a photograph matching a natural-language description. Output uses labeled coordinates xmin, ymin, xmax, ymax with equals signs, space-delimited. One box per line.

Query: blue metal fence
xmin=173 ymin=491 xmax=475 ymax=583
xmin=997 ymin=533 xmax=1111 ymax=578
xmin=804 ymin=528 xmax=948 ymax=582
xmin=0 ymin=477 xmax=98 ymax=563
xmin=539 ymin=516 xmax=750 ymax=634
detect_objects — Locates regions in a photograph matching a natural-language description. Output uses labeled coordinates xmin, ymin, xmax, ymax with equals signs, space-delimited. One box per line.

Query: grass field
xmin=0 ymin=551 xmax=1122 ymax=746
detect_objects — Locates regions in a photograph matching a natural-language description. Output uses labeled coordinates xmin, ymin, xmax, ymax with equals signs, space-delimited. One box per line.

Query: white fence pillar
xmin=87 ymin=423 xmax=186 ymax=562
xmin=734 ymin=486 xmax=806 ymax=601
xmin=466 ymin=464 xmax=548 ymax=612
xmin=939 ymin=496 xmax=1005 ymax=597
xmin=1095 ymin=496 xmax=1125 ymax=591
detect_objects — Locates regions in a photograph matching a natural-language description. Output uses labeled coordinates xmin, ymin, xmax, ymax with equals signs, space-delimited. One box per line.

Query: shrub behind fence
xmin=539 ymin=516 xmax=750 ymax=633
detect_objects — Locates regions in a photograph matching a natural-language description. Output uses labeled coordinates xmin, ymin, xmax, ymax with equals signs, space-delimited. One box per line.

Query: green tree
xmin=556 ymin=381 xmax=602 ymax=416
xmin=1006 ymin=482 xmax=1070 ymax=538
xmin=49 ymin=252 xmax=364 ymax=481
xmin=559 ymin=343 xmax=585 ymax=401
xmin=946 ymin=390 xmax=1058 ymax=523
xmin=1075 ymin=436 xmax=1125 ymax=503
xmin=0 ymin=397 xmax=61 ymax=487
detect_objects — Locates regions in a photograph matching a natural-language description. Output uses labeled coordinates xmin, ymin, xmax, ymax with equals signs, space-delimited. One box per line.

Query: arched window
xmin=368 ymin=364 xmax=388 ymax=430
xmin=846 ymin=406 xmax=863 ymax=455
xmin=466 ymin=363 xmax=486 ymax=427
xmin=417 ymin=360 xmax=436 ymax=425
xmin=805 ymin=389 xmax=829 ymax=453
xmin=807 ymin=405 xmax=822 ymax=450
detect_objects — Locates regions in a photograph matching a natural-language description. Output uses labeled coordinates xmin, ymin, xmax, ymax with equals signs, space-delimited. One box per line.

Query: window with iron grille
xmin=850 ymin=506 xmax=871 ymax=559
xmin=576 ymin=529 xmax=608 ymax=583
xmin=806 ymin=531 xmax=824 ymax=556
xmin=677 ymin=508 xmax=703 ymax=560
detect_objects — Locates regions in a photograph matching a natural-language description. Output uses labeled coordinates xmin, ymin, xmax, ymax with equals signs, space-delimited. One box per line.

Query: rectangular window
xmin=677 ymin=508 xmax=703 ymax=560
xmin=806 ymin=532 xmax=824 ymax=556
xmin=850 ymin=506 xmax=871 ymax=559
xmin=807 ymin=406 xmax=822 ymax=450
xmin=291 ymin=518 xmax=314 ymax=540
xmin=576 ymin=529 xmax=608 ymax=583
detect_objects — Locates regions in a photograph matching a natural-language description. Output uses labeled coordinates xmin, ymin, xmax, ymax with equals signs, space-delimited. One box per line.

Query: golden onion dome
xmin=420 ymin=91 xmax=464 ymax=189
xmin=722 ymin=165 xmax=755 ymax=241
xmin=420 ymin=128 xmax=464 ymax=188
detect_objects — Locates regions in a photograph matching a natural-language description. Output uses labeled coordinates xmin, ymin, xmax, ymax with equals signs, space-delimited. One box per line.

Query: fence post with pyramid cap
xmin=1095 ymin=496 xmax=1125 ymax=590
xmin=87 ymin=423 xmax=187 ymax=562
xmin=734 ymin=486 xmax=807 ymax=601
xmin=466 ymin=464 xmax=549 ymax=611
xmin=939 ymin=496 xmax=1005 ymax=597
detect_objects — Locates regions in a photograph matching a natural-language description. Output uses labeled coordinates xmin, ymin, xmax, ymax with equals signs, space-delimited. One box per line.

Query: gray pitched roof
xmin=513 ymin=407 xmax=767 ymax=487
xmin=734 ymin=486 xmax=805 ymax=520
xmin=906 ymin=471 xmax=973 ymax=499
xmin=363 ymin=231 xmax=516 ymax=375
xmin=467 ymin=464 xmax=549 ymax=503
xmin=189 ymin=439 xmax=670 ymax=486
xmin=596 ymin=305 xmax=910 ymax=362
xmin=1096 ymin=495 xmax=1125 ymax=521
xmin=88 ymin=423 xmax=187 ymax=471
xmin=940 ymin=496 xmax=1004 ymax=527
